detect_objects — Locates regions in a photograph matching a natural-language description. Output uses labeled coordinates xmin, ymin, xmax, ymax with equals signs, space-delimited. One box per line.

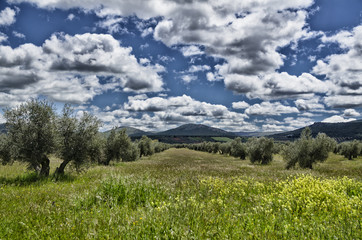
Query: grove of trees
xmin=0 ymin=99 xmax=360 ymax=177
xmin=0 ymin=99 xmax=169 ymax=177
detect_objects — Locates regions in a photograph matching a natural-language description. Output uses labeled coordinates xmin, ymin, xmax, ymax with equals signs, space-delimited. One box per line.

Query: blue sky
xmin=0 ymin=0 xmax=361 ymax=132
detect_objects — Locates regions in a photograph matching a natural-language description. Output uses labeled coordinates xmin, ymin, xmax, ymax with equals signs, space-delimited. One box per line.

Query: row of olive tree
xmin=177 ymin=127 xmax=341 ymax=169
xmin=176 ymin=137 xmax=275 ymax=165
xmin=103 ymin=130 xmax=169 ymax=165
xmin=0 ymin=99 xmax=169 ymax=177
xmin=335 ymin=140 xmax=362 ymax=160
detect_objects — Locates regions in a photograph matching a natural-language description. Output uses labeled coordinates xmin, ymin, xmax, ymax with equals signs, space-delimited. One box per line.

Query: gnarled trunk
xmin=55 ymin=159 xmax=71 ymax=176
xmin=39 ymin=155 xmax=50 ymax=177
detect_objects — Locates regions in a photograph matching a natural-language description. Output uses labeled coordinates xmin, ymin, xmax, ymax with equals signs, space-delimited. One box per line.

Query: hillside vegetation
xmin=0 ymin=149 xmax=361 ymax=239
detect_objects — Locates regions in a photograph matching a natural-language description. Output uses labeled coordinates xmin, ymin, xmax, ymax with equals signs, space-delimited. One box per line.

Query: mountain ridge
xmin=155 ymin=123 xmax=235 ymax=137
xmin=271 ymin=119 xmax=362 ymax=142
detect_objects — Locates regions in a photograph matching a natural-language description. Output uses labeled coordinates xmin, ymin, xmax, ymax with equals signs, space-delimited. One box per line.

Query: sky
xmin=0 ymin=0 xmax=361 ymax=132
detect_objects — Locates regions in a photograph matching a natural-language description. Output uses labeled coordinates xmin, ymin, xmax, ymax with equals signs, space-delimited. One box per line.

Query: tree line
xmin=0 ymin=99 xmax=169 ymax=177
xmin=0 ymin=99 xmax=361 ymax=176
xmin=174 ymin=128 xmax=362 ymax=169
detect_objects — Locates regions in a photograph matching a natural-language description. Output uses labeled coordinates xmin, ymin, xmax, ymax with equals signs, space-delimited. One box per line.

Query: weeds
xmin=0 ymin=148 xmax=361 ymax=239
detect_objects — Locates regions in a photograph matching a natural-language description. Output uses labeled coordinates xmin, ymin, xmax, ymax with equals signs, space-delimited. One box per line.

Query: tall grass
xmin=0 ymin=148 xmax=361 ymax=239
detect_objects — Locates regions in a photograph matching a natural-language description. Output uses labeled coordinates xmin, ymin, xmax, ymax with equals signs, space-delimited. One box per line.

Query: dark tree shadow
xmin=0 ymin=171 xmax=76 ymax=187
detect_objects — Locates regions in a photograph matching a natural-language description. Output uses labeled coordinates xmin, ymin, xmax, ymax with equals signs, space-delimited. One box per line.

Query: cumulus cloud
xmin=260 ymin=116 xmax=313 ymax=132
xmin=180 ymin=75 xmax=197 ymax=83
xmin=0 ymin=33 xmax=7 ymax=43
xmin=343 ymin=108 xmax=360 ymax=117
xmin=232 ymin=101 xmax=250 ymax=109
xmin=0 ymin=7 xmax=17 ymax=26
xmin=322 ymin=115 xmax=356 ymax=123
xmin=12 ymin=31 xmax=25 ymax=39
xmin=8 ymin=0 xmax=322 ymax=101
xmin=180 ymin=45 xmax=204 ymax=57
xmin=187 ymin=65 xmax=210 ymax=73
xmin=245 ymin=101 xmax=299 ymax=116
xmin=66 ymin=13 xmax=75 ymax=21
xmin=313 ymin=26 xmax=362 ymax=106
xmin=324 ymin=95 xmax=362 ymax=108
xmin=206 ymin=71 xmax=223 ymax=82
xmin=224 ymin=72 xmax=329 ymax=100
xmin=91 ymin=94 xmax=251 ymax=131
xmin=294 ymin=98 xmax=325 ymax=111
xmin=0 ymin=33 xmax=164 ymax=106
xmin=96 ymin=16 xmax=126 ymax=34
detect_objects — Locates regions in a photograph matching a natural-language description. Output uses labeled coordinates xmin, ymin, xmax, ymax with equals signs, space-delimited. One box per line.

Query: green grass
xmin=0 ymin=149 xmax=361 ymax=239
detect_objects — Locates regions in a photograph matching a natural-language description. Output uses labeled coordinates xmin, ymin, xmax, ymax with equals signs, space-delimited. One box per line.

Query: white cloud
xmin=206 ymin=72 xmax=223 ymax=82
xmin=12 ymin=31 xmax=25 ymax=39
xmin=294 ymin=98 xmax=325 ymax=111
xmin=180 ymin=45 xmax=204 ymax=57
xmin=141 ymin=27 xmax=153 ymax=37
xmin=181 ymin=74 xmax=197 ymax=83
xmin=96 ymin=16 xmax=126 ymax=34
xmin=187 ymin=65 xmax=210 ymax=73
xmin=0 ymin=33 xmax=164 ymax=106
xmin=91 ymin=94 xmax=251 ymax=132
xmin=322 ymin=115 xmax=356 ymax=123
xmin=245 ymin=101 xmax=299 ymax=116
xmin=313 ymin=26 xmax=362 ymax=107
xmin=66 ymin=13 xmax=75 ymax=21
xmin=7 ymin=0 xmax=321 ymax=102
xmin=343 ymin=108 xmax=360 ymax=117
xmin=232 ymin=101 xmax=250 ymax=109
xmin=0 ymin=7 xmax=17 ymax=26
xmin=224 ymin=71 xmax=329 ymax=100
xmin=0 ymin=32 xmax=7 ymax=43
xmin=324 ymin=95 xmax=362 ymax=108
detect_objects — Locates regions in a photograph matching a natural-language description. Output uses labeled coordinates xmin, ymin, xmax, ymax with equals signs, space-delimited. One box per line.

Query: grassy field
xmin=0 ymin=148 xmax=361 ymax=239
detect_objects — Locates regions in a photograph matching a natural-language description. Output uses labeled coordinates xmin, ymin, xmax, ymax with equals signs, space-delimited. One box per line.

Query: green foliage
xmin=230 ymin=137 xmax=247 ymax=159
xmin=338 ymin=140 xmax=361 ymax=160
xmin=283 ymin=127 xmax=336 ymax=169
xmin=219 ymin=142 xmax=231 ymax=155
xmin=0 ymin=149 xmax=361 ymax=239
xmin=0 ymin=134 xmax=11 ymax=165
xmin=248 ymin=137 xmax=274 ymax=164
xmin=153 ymin=141 xmax=170 ymax=153
xmin=105 ymin=129 xmax=139 ymax=165
xmin=138 ymin=135 xmax=154 ymax=157
xmin=4 ymin=99 xmax=56 ymax=176
xmin=56 ymin=105 xmax=101 ymax=174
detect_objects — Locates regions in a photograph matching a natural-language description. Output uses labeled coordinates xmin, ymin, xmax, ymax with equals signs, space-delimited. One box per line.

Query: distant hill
xmin=156 ymin=124 xmax=235 ymax=137
xmin=271 ymin=119 xmax=362 ymax=142
xmin=234 ymin=131 xmax=282 ymax=137
xmin=103 ymin=126 xmax=150 ymax=137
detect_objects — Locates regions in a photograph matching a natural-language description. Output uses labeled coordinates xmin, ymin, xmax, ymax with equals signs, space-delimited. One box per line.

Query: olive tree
xmin=55 ymin=105 xmax=101 ymax=175
xmin=0 ymin=134 xmax=11 ymax=165
xmin=104 ymin=128 xmax=139 ymax=165
xmin=5 ymin=99 xmax=56 ymax=176
xmin=283 ymin=127 xmax=336 ymax=169
xmin=138 ymin=135 xmax=154 ymax=157
xmin=230 ymin=137 xmax=247 ymax=159
xmin=248 ymin=137 xmax=274 ymax=164
xmin=338 ymin=140 xmax=361 ymax=160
